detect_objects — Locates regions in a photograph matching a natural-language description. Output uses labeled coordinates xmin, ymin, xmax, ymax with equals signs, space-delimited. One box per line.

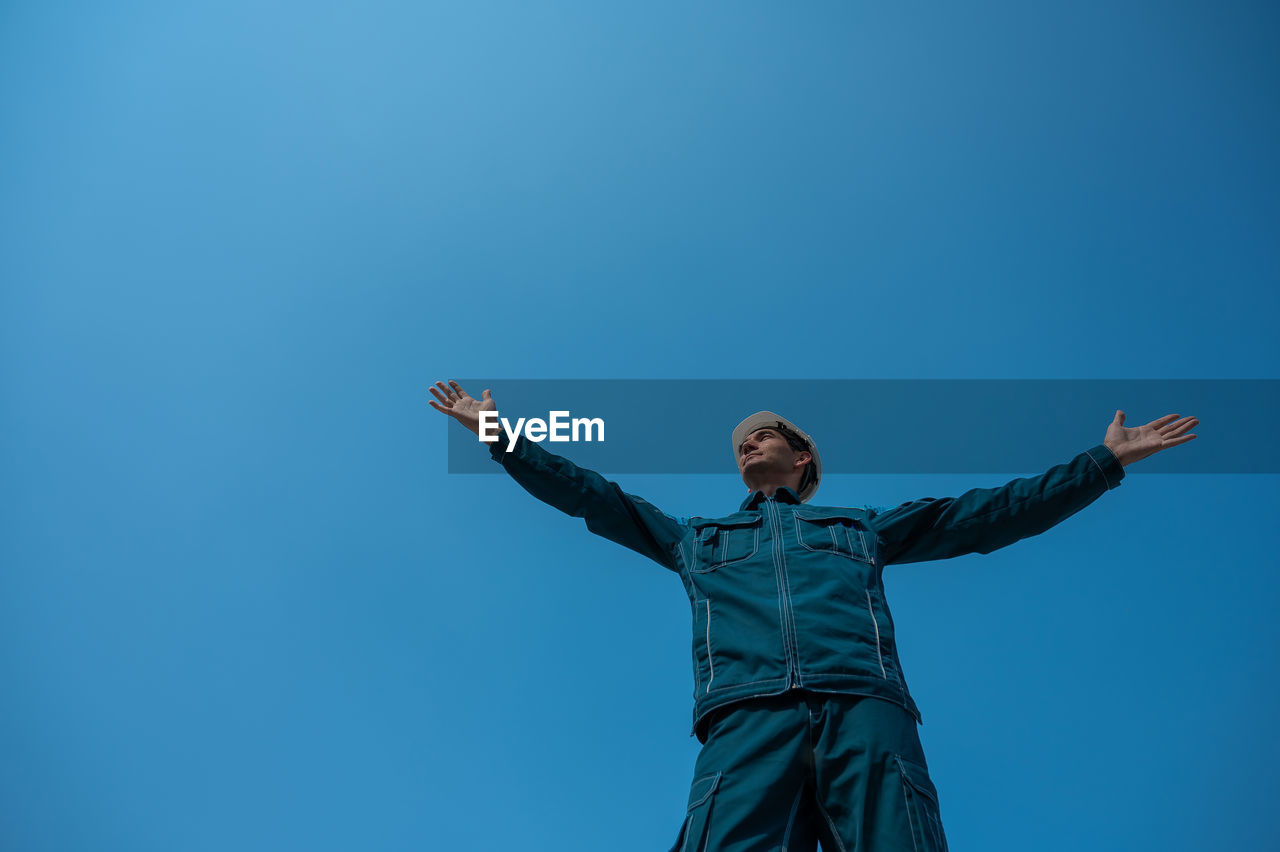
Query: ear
xmin=793 ymin=451 xmax=812 ymax=470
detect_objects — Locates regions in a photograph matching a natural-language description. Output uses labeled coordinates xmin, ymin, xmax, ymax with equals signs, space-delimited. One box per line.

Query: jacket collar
xmin=740 ymin=486 xmax=802 ymax=511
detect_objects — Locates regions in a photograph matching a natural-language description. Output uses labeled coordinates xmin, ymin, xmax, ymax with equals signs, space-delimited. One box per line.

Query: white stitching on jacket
xmin=866 ymin=589 xmax=888 ymax=678
xmin=705 ymin=598 xmax=714 ymax=693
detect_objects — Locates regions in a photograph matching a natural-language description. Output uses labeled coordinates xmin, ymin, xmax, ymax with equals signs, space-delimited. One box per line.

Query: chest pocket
xmin=689 ymin=513 xmax=762 ymax=572
xmin=794 ymin=508 xmax=872 ymax=563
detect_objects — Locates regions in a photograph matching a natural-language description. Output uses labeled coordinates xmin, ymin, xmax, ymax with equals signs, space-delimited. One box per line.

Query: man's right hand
xmin=428 ymin=380 xmax=495 ymax=438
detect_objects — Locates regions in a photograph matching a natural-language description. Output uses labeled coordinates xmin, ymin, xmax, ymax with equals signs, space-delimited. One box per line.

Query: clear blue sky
xmin=2 ymin=2 xmax=1277 ymax=850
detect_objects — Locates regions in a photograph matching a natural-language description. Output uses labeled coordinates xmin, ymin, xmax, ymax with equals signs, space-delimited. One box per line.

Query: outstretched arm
xmin=429 ymin=380 xmax=685 ymax=572
xmin=871 ymin=409 xmax=1200 ymax=565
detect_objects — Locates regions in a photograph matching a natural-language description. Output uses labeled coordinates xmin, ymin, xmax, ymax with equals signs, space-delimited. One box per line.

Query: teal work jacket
xmin=489 ymin=437 xmax=1125 ymax=742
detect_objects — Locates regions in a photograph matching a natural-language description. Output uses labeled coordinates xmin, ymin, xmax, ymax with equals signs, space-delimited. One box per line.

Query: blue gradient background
xmin=2 ymin=2 xmax=1277 ymax=850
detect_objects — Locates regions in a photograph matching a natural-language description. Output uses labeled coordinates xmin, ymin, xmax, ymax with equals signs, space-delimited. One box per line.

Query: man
xmin=429 ymin=380 xmax=1198 ymax=852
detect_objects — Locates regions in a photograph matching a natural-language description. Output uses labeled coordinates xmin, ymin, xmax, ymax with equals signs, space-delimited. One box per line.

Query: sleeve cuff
xmin=1085 ymin=444 xmax=1125 ymax=490
xmin=486 ymin=430 xmax=521 ymax=462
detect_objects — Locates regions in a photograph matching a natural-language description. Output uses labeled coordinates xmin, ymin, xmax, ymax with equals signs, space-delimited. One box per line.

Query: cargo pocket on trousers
xmin=668 ymin=772 xmax=721 ymax=852
xmin=895 ymin=756 xmax=949 ymax=852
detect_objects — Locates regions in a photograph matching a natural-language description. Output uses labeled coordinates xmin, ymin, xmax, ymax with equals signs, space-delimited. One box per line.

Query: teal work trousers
xmin=669 ymin=692 xmax=948 ymax=852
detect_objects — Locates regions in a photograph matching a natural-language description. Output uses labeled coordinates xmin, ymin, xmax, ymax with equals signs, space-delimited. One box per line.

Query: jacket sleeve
xmin=488 ymin=435 xmax=686 ymax=573
xmin=867 ymin=445 xmax=1125 ymax=566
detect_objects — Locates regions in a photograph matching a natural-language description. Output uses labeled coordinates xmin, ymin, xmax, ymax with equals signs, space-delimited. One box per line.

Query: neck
xmin=752 ymin=479 xmax=802 ymax=499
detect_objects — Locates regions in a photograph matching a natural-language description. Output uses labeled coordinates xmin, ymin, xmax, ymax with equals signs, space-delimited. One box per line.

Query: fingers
xmin=1146 ymin=413 xmax=1180 ymax=429
xmin=1114 ymin=410 xmax=1125 ymax=425
xmin=430 ymin=380 xmax=482 ymax=418
xmin=427 ymin=399 xmax=458 ymax=420
xmin=430 ymin=380 xmax=474 ymax=402
xmin=1161 ymin=416 xmax=1198 ymax=438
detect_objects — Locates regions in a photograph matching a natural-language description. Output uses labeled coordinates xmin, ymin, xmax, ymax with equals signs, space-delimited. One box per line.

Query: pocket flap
xmin=895 ymin=756 xmax=939 ymax=807
xmin=686 ymin=772 xmax=721 ymax=810
xmin=793 ymin=508 xmax=862 ymax=525
xmin=691 ymin=513 xmax=761 ymax=531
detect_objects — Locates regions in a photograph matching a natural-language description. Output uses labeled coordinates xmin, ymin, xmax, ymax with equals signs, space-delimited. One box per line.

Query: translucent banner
xmin=441 ymin=380 xmax=1273 ymax=474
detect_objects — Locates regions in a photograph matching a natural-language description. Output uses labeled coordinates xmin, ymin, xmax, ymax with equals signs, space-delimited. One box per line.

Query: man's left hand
xmin=1103 ymin=410 xmax=1199 ymax=467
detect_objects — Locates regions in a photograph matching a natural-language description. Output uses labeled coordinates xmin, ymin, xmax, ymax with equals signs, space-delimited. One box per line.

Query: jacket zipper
xmin=865 ymin=589 xmax=888 ymax=678
xmin=766 ymin=497 xmax=801 ymax=687
xmin=704 ymin=598 xmax=714 ymax=693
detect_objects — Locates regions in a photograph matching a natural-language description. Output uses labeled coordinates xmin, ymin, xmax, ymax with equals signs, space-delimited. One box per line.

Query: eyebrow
xmin=739 ymin=429 xmax=779 ymax=451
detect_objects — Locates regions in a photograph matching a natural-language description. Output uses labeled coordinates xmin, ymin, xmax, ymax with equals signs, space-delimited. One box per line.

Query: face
xmin=737 ymin=428 xmax=810 ymax=489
